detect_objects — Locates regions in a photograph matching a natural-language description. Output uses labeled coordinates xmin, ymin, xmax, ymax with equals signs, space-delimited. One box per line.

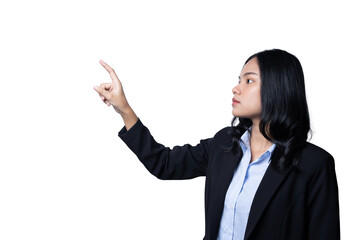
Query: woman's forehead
xmin=240 ymin=58 xmax=260 ymax=77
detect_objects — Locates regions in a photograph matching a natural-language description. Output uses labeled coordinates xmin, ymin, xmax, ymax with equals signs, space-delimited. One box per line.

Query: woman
xmin=94 ymin=49 xmax=340 ymax=240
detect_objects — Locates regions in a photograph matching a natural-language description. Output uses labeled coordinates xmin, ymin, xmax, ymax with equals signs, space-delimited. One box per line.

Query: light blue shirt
xmin=217 ymin=129 xmax=276 ymax=240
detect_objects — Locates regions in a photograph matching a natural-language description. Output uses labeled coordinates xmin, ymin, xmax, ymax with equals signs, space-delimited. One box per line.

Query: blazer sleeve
xmin=118 ymin=119 xmax=212 ymax=180
xmin=306 ymin=155 xmax=340 ymax=240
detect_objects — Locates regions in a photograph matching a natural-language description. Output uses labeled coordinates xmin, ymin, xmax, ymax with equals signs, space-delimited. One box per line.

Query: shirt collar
xmin=240 ymin=129 xmax=251 ymax=150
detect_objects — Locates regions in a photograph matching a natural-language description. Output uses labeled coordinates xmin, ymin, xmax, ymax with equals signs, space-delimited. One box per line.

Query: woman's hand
xmin=94 ymin=60 xmax=137 ymax=130
xmin=94 ymin=60 xmax=129 ymax=114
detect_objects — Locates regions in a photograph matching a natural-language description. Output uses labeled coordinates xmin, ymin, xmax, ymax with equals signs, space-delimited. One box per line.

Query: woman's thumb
xmin=94 ymin=86 xmax=111 ymax=99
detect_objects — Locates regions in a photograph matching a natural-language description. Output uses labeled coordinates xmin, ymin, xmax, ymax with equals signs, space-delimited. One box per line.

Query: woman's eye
xmin=247 ymin=79 xmax=254 ymax=84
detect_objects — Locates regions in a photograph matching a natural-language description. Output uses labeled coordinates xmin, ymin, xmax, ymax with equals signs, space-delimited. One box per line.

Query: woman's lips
xmin=232 ymin=98 xmax=240 ymax=106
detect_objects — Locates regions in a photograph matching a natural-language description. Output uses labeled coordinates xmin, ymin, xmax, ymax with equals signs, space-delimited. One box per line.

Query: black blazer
xmin=119 ymin=119 xmax=340 ymax=240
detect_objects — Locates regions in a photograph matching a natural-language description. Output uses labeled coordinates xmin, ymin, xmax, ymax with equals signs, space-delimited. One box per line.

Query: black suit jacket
xmin=119 ymin=119 xmax=340 ymax=240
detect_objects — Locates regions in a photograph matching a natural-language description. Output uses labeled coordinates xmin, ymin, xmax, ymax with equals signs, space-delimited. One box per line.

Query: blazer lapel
xmin=244 ymin=164 xmax=292 ymax=240
xmin=209 ymin=150 xmax=241 ymax=239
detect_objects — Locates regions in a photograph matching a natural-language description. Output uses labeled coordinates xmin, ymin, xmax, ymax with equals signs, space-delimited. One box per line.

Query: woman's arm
xmin=118 ymin=118 xmax=211 ymax=180
xmin=94 ymin=60 xmax=211 ymax=180
xmin=93 ymin=60 xmax=138 ymax=131
xmin=306 ymin=155 xmax=340 ymax=240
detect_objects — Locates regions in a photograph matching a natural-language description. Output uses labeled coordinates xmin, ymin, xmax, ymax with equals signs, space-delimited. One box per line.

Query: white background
xmin=0 ymin=0 xmax=359 ymax=239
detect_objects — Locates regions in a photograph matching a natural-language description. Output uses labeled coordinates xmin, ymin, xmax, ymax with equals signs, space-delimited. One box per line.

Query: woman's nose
xmin=232 ymin=84 xmax=241 ymax=95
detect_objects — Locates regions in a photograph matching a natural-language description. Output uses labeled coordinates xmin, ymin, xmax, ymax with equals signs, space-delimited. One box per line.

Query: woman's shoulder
xmin=301 ymin=142 xmax=333 ymax=160
xmin=296 ymin=142 xmax=335 ymax=171
xmin=213 ymin=126 xmax=232 ymax=138
xmin=203 ymin=126 xmax=233 ymax=151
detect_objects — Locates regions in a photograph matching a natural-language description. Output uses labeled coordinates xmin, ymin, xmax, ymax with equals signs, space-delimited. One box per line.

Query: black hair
xmin=230 ymin=49 xmax=311 ymax=173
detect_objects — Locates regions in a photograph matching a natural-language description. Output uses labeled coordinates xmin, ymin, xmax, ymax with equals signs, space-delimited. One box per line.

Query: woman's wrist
xmin=119 ymin=107 xmax=138 ymax=130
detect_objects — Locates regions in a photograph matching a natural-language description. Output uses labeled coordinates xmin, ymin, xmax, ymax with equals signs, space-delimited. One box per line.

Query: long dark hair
xmin=230 ymin=49 xmax=311 ymax=173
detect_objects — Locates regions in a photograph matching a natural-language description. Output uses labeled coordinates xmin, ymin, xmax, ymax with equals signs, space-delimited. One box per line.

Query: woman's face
xmin=232 ymin=57 xmax=262 ymax=120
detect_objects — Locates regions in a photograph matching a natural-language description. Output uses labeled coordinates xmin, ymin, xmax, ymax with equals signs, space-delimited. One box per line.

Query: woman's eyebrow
xmin=239 ymin=72 xmax=258 ymax=79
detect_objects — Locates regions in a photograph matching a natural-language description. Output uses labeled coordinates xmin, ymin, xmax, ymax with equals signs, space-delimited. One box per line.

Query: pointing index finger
xmin=99 ymin=59 xmax=119 ymax=83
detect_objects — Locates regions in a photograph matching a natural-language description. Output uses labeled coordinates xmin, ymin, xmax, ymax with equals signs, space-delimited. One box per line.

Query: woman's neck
xmin=250 ymin=121 xmax=273 ymax=153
